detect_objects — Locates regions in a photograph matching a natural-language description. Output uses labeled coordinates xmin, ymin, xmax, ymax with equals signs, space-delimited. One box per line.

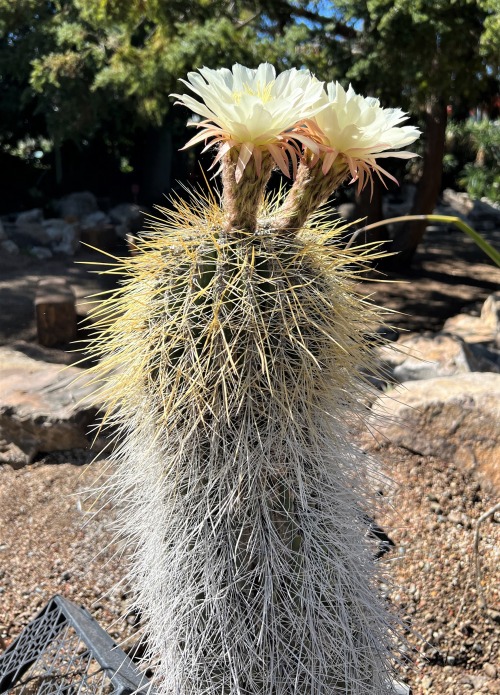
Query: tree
xmin=330 ymin=0 xmax=499 ymax=266
xmin=0 ymin=1 xmax=350 ymax=206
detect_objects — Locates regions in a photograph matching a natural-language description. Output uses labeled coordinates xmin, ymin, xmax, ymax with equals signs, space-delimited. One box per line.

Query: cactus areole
xmin=88 ymin=64 xmax=420 ymax=694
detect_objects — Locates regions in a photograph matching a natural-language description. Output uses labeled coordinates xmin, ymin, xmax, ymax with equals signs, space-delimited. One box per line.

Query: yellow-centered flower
xmin=312 ymin=82 xmax=420 ymax=191
xmin=171 ymin=63 xmax=325 ymax=181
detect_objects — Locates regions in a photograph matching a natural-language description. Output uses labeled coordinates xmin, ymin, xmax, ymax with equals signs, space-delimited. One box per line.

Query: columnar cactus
xmin=88 ymin=64 xmax=420 ymax=694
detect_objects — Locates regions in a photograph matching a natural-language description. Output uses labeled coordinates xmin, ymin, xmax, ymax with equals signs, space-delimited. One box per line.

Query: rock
xmin=335 ymin=202 xmax=357 ymax=223
xmin=371 ymin=373 xmax=500 ymax=492
xmin=0 ymin=239 xmax=19 ymax=255
xmin=9 ymin=340 xmax=78 ymax=365
xmin=51 ymin=225 xmax=80 ymax=255
xmin=442 ymin=189 xmax=474 ymax=216
xmin=442 ymin=291 xmax=500 ymax=347
xmin=469 ymin=197 xmax=500 ymax=223
xmin=43 ymin=218 xmax=79 ymax=242
xmin=80 ymin=210 xmax=111 ymax=231
xmin=20 ymin=218 xmax=81 ymax=255
xmin=377 ymin=332 xmax=498 ymax=382
xmin=0 ymin=346 xmax=101 ymax=464
xmin=56 ymin=191 xmax=98 ymax=220
xmin=486 ymin=608 xmax=500 ymax=623
xmin=442 ymin=188 xmax=500 ymax=223
xmin=421 ymin=674 xmax=433 ymax=691
xmin=483 ymin=662 xmax=497 ymax=679
xmin=15 ymin=222 xmax=50 ymax=246
xmin=109 ymin=203 xmax=143 ymax=237
xmin=480 ymin=291 xmax=500 ymax=334
xmin=30 ymin=246 xmax=53 ymax=260
xmin=16 ymin=208 xmax=43 ymax=225
xmin=0 ymin=219 xmax=6 ymax=241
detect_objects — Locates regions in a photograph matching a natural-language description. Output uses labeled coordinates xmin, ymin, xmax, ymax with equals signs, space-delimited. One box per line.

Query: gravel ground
xmin=0 ymin=451 xmax=137 ymax=655
xmin=0 ymin=442 xmax=498 ymax=694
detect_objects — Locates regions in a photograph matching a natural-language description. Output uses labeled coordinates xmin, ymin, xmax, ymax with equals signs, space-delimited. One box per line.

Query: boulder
xmin=8 ymin=340 xmax=78 ymax=366
xmin=481 ymin=291 xmax=500 ymax=334
xmin=30 ymin=246 xmax=53 ymax=260
xmin=441 ymin=189 xmax=500 ymax=224
xmin=24 ymin=219 xmax=81 ymax=255
xmin=109 ymin=203 xmax=143 ymax=237
xmin=51 ymin=225 xmax=80 ymax=255
xmin=16 ymin=208 xmax=44 ymax=225
xmin=377 ymin=332 xmax=499 ymax=382
xmin=335 ymin=203 xmax=357 ymax=223
xmin=56 ymin=191 xmax=98 ymax=220
xmin=15 ymin=222 xmax=50 ymax=246
xmin=371 ymin=373 xmax=500 ymax=492
xmin=443 ymin=292 xmax=500 ymax=346
xmin=0 ymin=347 xmax=102 ymax=465
xmin=0 ymin=239 xmax=19 ymax=255
xmin=80 ymin=210 xmax=111 ymax=232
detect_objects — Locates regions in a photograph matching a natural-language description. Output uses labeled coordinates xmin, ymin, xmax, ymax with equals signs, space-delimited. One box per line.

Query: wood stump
xmin=80 ymin=224 xmax=116 ymax=251
xmin=35 ymin=278 xmax=77 ymax=347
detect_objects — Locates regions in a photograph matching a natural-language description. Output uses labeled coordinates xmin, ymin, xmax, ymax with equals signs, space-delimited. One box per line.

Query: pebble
xmin=483 ymin=662 xmax=497 ymax=678
xmin=421 ymin=675 xmax=434 ymax=690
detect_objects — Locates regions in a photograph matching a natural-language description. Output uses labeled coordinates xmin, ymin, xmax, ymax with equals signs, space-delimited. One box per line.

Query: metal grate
xmin=1 ymin=596 xmax=411 ymax=695
xmin=0 ymin=596 xmax=151 ymax=695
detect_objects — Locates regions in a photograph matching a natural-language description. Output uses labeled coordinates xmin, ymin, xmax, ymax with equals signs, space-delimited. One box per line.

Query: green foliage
xmin=0 ymin=1 xmax=333 ymax=151
xmin=0 ymin=0 xmax=498 ymax=212
xmin=446 ymin=119 xmax=500 ymax=202
xmin=330 ymin=0 xmax=494 ymax=110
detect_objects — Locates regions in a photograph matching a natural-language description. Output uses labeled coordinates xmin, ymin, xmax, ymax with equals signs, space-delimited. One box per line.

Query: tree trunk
xmin=355 ymin=178 xmax=385 ymax=245
xmin=387 ymin=97 xmax=448 ymax=268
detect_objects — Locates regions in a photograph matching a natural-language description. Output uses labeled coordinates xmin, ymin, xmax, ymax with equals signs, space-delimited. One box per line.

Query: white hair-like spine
xmin=87 ymin=180 xmax=401 ymax=693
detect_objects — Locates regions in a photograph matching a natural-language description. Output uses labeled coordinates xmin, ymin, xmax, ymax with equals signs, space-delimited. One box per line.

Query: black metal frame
xmin=0 ymin=595 xmax=150 ymax=695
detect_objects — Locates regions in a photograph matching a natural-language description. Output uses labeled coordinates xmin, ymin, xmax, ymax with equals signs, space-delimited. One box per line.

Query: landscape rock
xmin=0 ymin=347 xmax=101 ymax=464
xmin=442 ymin=188 xmax=500 ymax=222
xmin=8 ymin=340 xmax=78 ymax=365
xmin=42 ymin=218 xmax=76 ymax=239
xmin=0 ymin=239 xmax=19 ymax=255
xmin=371 ymin=372 xmax=500 ymax=492
xmin=378 ymin=332 xmax=499 ymax=382
xmin=80 ymin=210 xmax=111 ymax=231
xmin=30 ymin=246 xmax=53 ymax=260
xmin=443 ymin=291 xmax=500 ymax=346
xmin=16 ymin=208 xmax=43 ymax=226
xmin=483 ymin=663 xmax=498 ymax=679
xmin=109 ymin=203 xmax=143 ymax=237
xmin=51 ymin=226 xmax=80 ymax=255
xmin=335 ymin=202 xmax=357 ymax=223
xmin=13 ymin=218 xmax=79 ymax=255
xmin=56 ymin=191 xmax=98 ymax=220
xmin=14 ymin=222 xmax=50 ymax=246
xmin=480 ymin=291 xmax=500 ymax=333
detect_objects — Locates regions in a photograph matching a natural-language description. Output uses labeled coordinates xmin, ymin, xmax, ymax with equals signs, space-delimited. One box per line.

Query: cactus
xmin=87 ymin=65 xmax=420 ymax=694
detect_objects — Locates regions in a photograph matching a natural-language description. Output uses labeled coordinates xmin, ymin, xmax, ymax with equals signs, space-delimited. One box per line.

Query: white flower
xmin=171 ymin=63 xmax=325 ymax=181
xmin=312 ymin=82 xmax=420 ymax=190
